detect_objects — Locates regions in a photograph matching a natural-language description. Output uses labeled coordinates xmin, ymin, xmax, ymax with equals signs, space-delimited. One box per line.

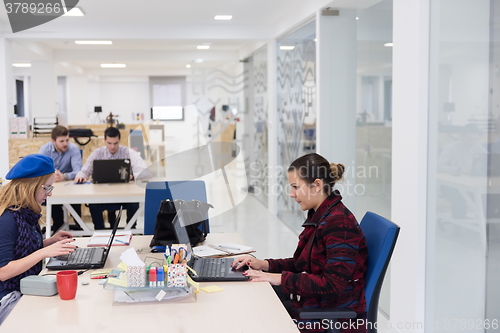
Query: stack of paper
xmin=87 ymin=230 xmax=132 ymax=247
xmin=193 ymin=243 xmax=254 ymax=258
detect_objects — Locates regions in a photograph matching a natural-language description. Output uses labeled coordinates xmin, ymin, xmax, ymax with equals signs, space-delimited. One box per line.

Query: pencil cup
xmin=127 ymin=266 xmax=146 ymax=287
xmin=167 ymin=263 xmax=187 ymax=288
xmin=56 ymin=270 xmax=78 ymax=300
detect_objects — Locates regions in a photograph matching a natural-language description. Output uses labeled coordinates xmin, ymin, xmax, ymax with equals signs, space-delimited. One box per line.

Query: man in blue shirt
xmin=39 ymin=125 xmax=83 ymax=232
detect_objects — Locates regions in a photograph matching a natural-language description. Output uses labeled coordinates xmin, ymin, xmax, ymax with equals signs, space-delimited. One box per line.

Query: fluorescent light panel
xmin=197 ymin=45 xmax=210 ymax=50
xmin=214 ymin=15 xmax=232 ymax=20
xmin=280 ymin=46 xmax=295 ymax=50
xmin=186 ymin=64 xmax=191 ymax=68
xmin=75 ymin=41 xmax=113 ymax=45
xmin=63 ymin=7 xmax=84 ymax=16
xmin=100 ymin=64 xmax=126 ymax=68
xmin=12 ymin=63 xmax=31 ymax=67
xmin=384 ymin=43 xmax=393 ymax=47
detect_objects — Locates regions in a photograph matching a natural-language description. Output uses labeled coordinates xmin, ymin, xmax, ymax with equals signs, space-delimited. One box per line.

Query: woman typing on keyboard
xmin=0 ymin=154 xmax=76 ymax=324
xmin=232 ymin=153 xmax=368 ymax=333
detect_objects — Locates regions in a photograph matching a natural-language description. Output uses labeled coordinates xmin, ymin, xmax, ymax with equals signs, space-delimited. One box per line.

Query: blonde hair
xmin=0 ymin=173 xmax=54 ymax=216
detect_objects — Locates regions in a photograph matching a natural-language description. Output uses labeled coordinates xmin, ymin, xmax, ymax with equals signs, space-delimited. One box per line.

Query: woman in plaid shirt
xmin=233 ymin=153 xmax=368 ymax=333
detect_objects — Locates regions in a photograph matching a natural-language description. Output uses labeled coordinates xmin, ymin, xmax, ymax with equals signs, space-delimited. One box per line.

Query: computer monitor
xmin=94 ymin=106 xmax=102 ymax=113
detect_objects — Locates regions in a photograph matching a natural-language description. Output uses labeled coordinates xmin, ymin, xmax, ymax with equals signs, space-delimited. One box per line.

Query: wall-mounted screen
xmin=151 ymin=106 xmax=184 ymax=121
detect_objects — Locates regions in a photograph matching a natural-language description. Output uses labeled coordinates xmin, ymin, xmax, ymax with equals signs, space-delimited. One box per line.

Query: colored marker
xmin=149 ymin=267 xmax=157 ymax=287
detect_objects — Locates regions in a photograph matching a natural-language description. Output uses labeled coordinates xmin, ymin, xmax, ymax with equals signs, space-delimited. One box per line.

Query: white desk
xmin=437 ymin=173 xmax=500 ymax=254
xmin=45 ymin=181 xmax=146 ymax=239
xmin=0 ymin=234 xmax=299 ymax=333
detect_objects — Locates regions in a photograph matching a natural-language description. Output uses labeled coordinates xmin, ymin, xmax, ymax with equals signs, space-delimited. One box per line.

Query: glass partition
xmin=276 ymin=20 xmax=316 ymax=231
xmin=427 ymin=0 xmax=498 ymax=330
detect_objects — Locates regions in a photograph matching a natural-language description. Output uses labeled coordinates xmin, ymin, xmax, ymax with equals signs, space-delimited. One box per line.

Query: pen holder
xmin=127 ymin=265 xmax=146 ymax=287
xmin=167 ymin=263 xmax=187 ymax=288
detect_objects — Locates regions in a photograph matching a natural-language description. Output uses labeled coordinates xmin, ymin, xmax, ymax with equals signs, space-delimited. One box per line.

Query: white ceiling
xmin=0 ymin=0 xmax=392 ymax=76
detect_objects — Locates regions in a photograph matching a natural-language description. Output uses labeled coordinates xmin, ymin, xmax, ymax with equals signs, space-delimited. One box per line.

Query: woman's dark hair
xmin=104 ymin=126 xmax=121 ymax=140
xmin=288 ymin=153 xmax=345 ymax=195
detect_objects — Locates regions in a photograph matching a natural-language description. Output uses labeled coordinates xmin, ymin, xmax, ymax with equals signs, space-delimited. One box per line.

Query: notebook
xmin=172 ymin=210 xmax=249 ymax=282
xmin=92 ymin=159 xmax=131 ymax=184
xmin=46 ymin=207 xmax=123 ymax=270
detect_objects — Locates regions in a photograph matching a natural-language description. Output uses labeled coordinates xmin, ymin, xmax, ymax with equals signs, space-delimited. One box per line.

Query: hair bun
xmin=330 ymin=163 xmax=345 ymax=182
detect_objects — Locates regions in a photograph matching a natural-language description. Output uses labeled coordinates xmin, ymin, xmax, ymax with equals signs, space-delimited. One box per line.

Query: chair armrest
xmin=297 ymin=308 xmax=358 ymax=320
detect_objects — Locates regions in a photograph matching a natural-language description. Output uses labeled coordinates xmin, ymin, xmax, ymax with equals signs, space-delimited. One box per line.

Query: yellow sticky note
xmin=200 ymin=285 xmax=224 ymax=293
xmin=117 ymin=262 xmax=128 ymax=271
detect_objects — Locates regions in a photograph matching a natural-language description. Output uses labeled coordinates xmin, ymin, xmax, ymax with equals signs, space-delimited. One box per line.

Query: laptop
xmin=92 ymin=159 xmax=131 ymax=184
xmin=172 ymin=210 xmax=249 ymax=282
xmin=46 ymin=207 xmax=123 ymax=270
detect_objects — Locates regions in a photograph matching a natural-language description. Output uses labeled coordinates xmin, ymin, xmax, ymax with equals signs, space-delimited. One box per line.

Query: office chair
xmin=144 ymin=180 xmax=210 ymax=235
xmin=298 ymin=212 xmax=400 ymax=333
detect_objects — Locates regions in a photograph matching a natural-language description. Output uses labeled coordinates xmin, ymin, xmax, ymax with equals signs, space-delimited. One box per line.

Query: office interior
xmin=0 ymin=0 xmax=498 ymax=331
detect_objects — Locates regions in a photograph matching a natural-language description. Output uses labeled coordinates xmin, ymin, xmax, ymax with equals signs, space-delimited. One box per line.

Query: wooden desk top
xmin=1 ymin=235 xmax=298 ymax=333
xmin=50 ymin=181 xmax=146 ymax=200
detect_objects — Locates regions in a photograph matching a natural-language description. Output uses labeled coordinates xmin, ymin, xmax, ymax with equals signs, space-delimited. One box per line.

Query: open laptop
xmin=92 ymin=159 xmax=131 ymax=184
xmin=46 ymin=207 xmax=123 ymax=270
xmin=172 ymin=210 xmax=248 ymax=282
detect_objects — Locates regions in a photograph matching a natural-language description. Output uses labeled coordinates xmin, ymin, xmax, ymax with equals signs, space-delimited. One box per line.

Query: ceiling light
xmin=75 ymin=41 xmax=113 ymax=45
xmin=197 ymin=45 xmax=210 ymax=50
xmin=214 ymin=15 xmax=232 ymax=20
xmin=194 ymin=59 xmax=204 ymax=63
xmin=100 ymin=64 xmax=126 ymax=68
xmin=280 ymin=46 xmax=295 ymax=50
xmin=12 ymin=63 xmax=31 ymax=67
xmin=356 ymin=17 xmax=359 ymax=20
xmin=63 ymin=7 xmax=85 ymax=16
xmin=314 ymin=38 xmax=317 ymax=42
xmin=186 ymin=64 xmax=191 ymax=68
xmin=384 ymin=43 xmax=393 ymax=47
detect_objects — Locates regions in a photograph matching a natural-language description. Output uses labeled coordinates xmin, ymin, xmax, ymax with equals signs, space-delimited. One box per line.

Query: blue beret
xmin=6 ymin=154 xmax=55 ymax=180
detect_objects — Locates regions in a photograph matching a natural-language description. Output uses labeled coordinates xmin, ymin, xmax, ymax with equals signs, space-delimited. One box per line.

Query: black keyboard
xmin=67 ymin=248 xmax=95 ymax=265
xmin=199 ymin=258 xmax=228 ymax=278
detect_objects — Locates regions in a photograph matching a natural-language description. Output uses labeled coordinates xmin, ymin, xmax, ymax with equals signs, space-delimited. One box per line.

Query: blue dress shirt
xmin=38 ymin=142 xmax=82 ymax=180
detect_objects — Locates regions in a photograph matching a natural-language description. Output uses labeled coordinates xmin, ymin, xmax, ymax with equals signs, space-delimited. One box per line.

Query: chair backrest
xmin=129 ymin=130 xmax=146 ymax=159
xmin=144 ymin=180 xmax=209 ymax=235
xmin=359 ymin=212 xmax=400 ymax=327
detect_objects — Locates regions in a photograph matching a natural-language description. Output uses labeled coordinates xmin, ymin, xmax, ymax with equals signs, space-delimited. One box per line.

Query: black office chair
xmin=297 ymin=212 xmax=400 ymax=333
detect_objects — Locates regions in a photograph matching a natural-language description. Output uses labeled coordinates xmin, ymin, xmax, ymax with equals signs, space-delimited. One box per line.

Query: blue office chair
xmin=144 ymin=180 xmax=210 ymax=235
xmin=298 ymin=212 xmax=400 ymax=333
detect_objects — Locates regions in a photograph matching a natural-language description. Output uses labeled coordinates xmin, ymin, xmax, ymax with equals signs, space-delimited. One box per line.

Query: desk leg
xmin=45 ymin=202 xmax=52 ymax=239
xmin=62 ymin=205 xmax=69 ymax=231
xmin=64 ymin=204 xmax=92 ymax=233
xmin=124 ymin=202 xmax=144 ymax=231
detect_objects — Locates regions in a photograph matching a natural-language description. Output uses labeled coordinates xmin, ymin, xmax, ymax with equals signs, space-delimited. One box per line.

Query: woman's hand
xmin=41 ymin=238 xmax=77 ymax=258
xmin=232 ymin=255 xmax=269 ymax=271
xmin=243 ymin=270 xmax=282 ymax=285
xmin=43 ymin=230 xmax=73 ymax=247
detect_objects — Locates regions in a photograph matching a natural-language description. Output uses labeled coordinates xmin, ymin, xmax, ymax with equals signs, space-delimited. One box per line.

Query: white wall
xmin=391 ymin=0 xmax=429 ymax=331
xmin=86 ymin=76 xmax=150 ymax=125
xmin=66 ymin=76 xmax=88 ymax=125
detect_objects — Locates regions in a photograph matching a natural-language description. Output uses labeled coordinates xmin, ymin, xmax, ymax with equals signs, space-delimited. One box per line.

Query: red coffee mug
xmin=56 ymin=270 xmax=78 ymax=300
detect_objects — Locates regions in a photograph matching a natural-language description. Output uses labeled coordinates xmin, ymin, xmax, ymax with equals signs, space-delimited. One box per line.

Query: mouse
xmin=232 ymin=264 xmax=249 ymax=272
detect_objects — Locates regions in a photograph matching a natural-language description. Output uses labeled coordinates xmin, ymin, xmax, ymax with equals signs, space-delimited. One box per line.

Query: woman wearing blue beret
xmin=0 ymin=154 xmax=77 ymax=324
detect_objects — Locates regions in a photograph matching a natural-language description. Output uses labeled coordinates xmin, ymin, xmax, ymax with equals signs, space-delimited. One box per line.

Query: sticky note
xmin=200 ymin=285 xmax=224 ymax=293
